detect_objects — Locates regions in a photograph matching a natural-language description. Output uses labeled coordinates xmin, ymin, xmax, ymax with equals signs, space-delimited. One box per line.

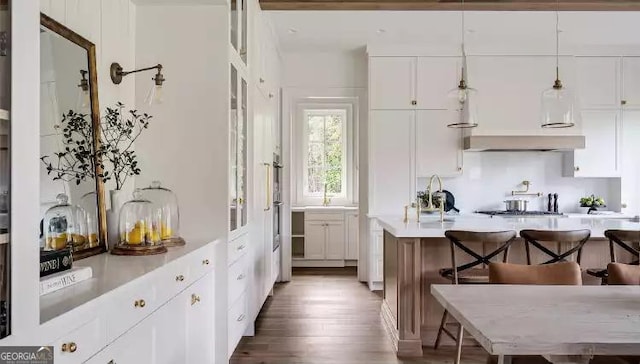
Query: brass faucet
xmin=322 ymin=183 xmax=331 ymax=206
xmin=423 ymin=174 xmax=445 ymax=223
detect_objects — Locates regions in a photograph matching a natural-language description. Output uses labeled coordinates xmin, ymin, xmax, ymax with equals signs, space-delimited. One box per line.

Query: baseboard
xmin=292 ymin=260 xmax=346 ymax=268
xmin=368 ymin=280 xmax=383 ymax=291
xmin=344 ymin=259 xmax=358 ymax=267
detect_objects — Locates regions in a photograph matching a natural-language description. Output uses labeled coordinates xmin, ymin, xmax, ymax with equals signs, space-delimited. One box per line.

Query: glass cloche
xmin=142 ymin=181 xmax=185 ymax=247
xmin=111 ymin=189 xmax=167 ymax=256
xmin=43 ymin=193 xmax=87 ymax=251
xmin=79 ymin=191 xmax=100 ymax=248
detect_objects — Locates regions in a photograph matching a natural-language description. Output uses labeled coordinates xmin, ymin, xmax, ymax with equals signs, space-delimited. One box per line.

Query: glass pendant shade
xmin=76 ymin=88 xmax=90 ymax=110
xmin=541 ymin=85 xmax=577 ymax=128
xmin=447 ymin=84 xmax=479 ymax=128
xmin=144 ymin=84 xmax=163 ymax=105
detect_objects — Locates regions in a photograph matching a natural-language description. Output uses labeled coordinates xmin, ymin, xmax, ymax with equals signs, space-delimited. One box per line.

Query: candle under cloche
xmin=111 ymin=189 xmax=167 ymax=256
xmin=142 ymin=181 xmax=185 ymax=247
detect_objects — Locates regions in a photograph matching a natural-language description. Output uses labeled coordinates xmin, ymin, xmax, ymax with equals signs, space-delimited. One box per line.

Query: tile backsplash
xmin=418 ymin=151 xmax=620 ymax=214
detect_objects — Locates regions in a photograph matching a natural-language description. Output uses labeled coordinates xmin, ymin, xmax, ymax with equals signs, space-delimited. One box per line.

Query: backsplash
xmin=418 ymin=151 xmax=620 ymax=214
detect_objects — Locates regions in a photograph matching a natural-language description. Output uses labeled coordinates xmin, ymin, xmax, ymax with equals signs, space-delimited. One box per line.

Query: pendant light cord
xmin=460 ymin=0 xmax=467 ymax=86
xmin=555 ymin=0 xmax=560 ymax=83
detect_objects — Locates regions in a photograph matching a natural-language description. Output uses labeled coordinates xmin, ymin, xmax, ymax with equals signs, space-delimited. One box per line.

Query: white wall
xmin=134 ymin=5 xmax=229 ymax=245
xmin=418 ymin=152 xmax=620 ymax=214
xmin=281 ymin=49 xmax=368 ymax=281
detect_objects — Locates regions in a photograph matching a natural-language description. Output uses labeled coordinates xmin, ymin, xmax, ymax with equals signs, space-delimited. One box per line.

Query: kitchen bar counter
xmin=376 ymin=214 xmax=640 ymax=238
xmin=378 ymin=214 xmax=640 ymax=357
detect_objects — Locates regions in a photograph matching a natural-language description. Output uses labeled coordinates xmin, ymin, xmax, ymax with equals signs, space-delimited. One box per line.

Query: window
xmin=294 ymin=100 xmax=355 ymax=205
xmin=303 ymin=109 xmax=347 ymax=198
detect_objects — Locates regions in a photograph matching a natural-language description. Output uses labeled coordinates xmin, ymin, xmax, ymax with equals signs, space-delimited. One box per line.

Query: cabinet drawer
xmin=189 ymin=243 xmax=214 ymax=280
xmin=51 ymin=318 xmax=104 ymax=364
xmin=156 ymin=259 xmax=191 ymax=304
xmin=306 ymin=212 xmax=344 ymax=221
xmin=227 ymin=292 xmax=248 ymax=358
xmin=228 ymin=234 xmax=249 ymax=265
xmin=228 ymin=254 xmax=249 ymax=306
xmin=106 ymin=280 xmax=156 ymax=342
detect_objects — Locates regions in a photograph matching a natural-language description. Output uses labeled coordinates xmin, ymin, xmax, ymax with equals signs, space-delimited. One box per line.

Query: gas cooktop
xmin=476 ymin=210 xmax=564 ymax=216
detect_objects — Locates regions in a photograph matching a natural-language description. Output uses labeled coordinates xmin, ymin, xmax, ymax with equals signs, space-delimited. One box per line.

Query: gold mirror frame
xmin=40 ymin=13 xmax=108 ymax=259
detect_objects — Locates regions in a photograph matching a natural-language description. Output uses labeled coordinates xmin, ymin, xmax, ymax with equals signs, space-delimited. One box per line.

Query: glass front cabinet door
xmin=230 ymin=64 xmax=248 ymax=233
xmin=230 ymin=0 xmax=247 ymax=65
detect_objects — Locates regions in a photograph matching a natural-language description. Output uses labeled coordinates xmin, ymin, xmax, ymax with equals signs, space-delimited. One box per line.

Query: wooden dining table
xmin=431 ymin=284 xmax=640 ymax=364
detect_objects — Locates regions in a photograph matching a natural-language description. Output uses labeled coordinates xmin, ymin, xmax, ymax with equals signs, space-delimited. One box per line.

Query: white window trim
xmin=294 ymin=99 xmax=356 ymax=206
xmin=302 ymin=108 xmax=348 ymax=199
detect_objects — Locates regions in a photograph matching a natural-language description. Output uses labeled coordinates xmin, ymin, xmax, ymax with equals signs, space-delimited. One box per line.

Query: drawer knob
xmin=176 ymin=275 xmax=185 ymax=282
xmin=237 ymin=244 xmax=245 ymax=251
xmin=260 ymin=78 xmax=265 ymax=83
xmin=61 ymin=342 xmax=77 ymax=353
xmin=411 ymin=100 xmax=417 ymax=106
xmin=237 ymin=314 xmax=245 ymax=322
xmin=134 ymin=299 xmax=146 ymax=308
xmin=237 ymin=273 xmax=245 ymax=280
xmin=575 ymin=166 xmax=580 ymax=172
xmin=191 ymin=293 xmax=201 ymax=305
xmin=202 ymin=259 xmax=210 ymax=265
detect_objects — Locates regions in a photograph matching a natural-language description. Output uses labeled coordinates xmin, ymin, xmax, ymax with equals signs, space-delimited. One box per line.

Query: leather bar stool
xmin=586 ymin=230 xmax=640 ymax=284
xmin=434 ymin=230 xmax=518 ymax=364
xmin=519 ymin=229 xmax=591 ymax=265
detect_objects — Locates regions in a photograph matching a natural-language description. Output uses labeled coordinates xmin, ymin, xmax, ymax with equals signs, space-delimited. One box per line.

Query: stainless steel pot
xmin=504 ymin=199 xmax=528 ymax=212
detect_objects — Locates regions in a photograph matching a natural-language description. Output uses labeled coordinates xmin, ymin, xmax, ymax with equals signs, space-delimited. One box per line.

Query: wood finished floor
xmin=230 ymin=267 xmax=488 ymax=364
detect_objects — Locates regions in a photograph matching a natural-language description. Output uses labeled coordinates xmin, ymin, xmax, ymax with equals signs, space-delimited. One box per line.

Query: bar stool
xmin=519 ymin=229 xmax=591 ymax=265
xmin=434 ymin=230 xmax=517 ymax=364
xmin=587 ymin=230 xmax=640 ymax=284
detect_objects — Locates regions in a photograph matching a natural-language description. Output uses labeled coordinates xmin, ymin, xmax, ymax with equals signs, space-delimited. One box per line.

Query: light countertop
xmin=40 ymin=239 xmax=217 ymax=324
xmin=291 ymin=205 xmax=359 ymax=212
xmin=375 ymin=214 xmax=640 ymax=238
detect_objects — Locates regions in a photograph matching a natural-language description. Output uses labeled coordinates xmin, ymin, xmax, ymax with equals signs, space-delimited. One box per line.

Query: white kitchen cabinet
xmin=576 ymin=57 xmax=621 ymax=109
xmin=345 ymin=212 xmax=359 ymax=260
xmin=186 ymin=273 xmax=215 ymax=364
xmin=369 ymin=110 xmax=414 ymax=214
xmin=564 ymin=110 xmax=621 ymax=178
xmin=622 ymin=57 xmax=640 ymax=109
xmin=621 ymin=111 xmax=640 ymax=215
xmin=155 ymin=291 xmax=187 ymax=364
xmin=325 ymin=221 xmax=346 ymax=260
xmin=416 ymin=57 xmax=461 ymax=110
xmin=368 ymin=218 xmax=384 ymax=291
xmin=415 ymin=110 xmax=463 ymax=177
xmin=304 ymin=221 xmax=327 ymax=260
xmin=468 ymin=55 xmax=579 ymax=136
xmin=87 ymin=317 xmax=154 ymax=364
xmin=369 ymin=57 xmax=415 ymax=110
xmin=369 ymin=56 xmax=460 ymax=110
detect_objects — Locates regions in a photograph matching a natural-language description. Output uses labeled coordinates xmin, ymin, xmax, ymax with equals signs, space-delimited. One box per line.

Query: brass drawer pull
xmin=176 ymin=275 xmax=185 ymax=282
xmin=202 ymin=259 xmax=210 ymax=265
xmin=61 ymin=342 xmax=77 ymax=353
xmin=237 ymin=273 xmax=245 ymax=280
xmin=237 ymin=314 xmax=245 ymax=322
xmin=191 ymin=293 xmax=201 ymax=305
xmin=134 ymin=299 xmax=146 ymax=308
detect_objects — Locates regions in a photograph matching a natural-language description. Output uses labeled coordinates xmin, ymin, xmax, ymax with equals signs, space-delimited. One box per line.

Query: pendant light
xmin=541 ymin=0 xmax=576 ymax=128
xmin=447 ymin=0 xmax=478 ymax=129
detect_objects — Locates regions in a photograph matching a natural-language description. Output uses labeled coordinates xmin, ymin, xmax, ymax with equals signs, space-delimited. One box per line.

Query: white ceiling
xmin=267 ymin=11 xmax=640 ymax=52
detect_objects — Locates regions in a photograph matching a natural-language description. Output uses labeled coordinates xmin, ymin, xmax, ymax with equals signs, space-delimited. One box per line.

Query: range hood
xmin=463 ymin=135 xmax=585 ymax=152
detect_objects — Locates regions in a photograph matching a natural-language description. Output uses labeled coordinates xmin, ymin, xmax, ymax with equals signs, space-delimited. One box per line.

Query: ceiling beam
xmin=260 ymin=0 xmax=640 ymax=11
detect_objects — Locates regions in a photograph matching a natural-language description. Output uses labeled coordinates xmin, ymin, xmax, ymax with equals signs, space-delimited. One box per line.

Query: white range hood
xmin=463 ymin=135 xmax=586 ymax=152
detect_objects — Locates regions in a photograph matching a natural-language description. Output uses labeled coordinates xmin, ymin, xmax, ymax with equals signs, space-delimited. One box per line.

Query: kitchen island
xmin=376 ymin=214 xmax=640 ymax=357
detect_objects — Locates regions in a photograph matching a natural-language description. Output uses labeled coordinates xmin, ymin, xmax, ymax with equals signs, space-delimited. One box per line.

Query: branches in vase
xmin=41 ymin=102 xmax=151 ymax=191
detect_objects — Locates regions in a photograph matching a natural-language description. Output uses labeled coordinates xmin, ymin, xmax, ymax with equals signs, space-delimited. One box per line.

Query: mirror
xmin=39 ymin=14 xmax=107 ymax=260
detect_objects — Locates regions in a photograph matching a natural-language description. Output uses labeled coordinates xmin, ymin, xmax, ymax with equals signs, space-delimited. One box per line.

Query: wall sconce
xmin=110 ymin=62 xmax=166 ymax=105
xmin=76 ymin=70 xmax=90 ymax=109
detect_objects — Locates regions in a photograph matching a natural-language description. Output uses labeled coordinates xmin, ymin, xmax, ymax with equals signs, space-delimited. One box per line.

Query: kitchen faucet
xmin=322 ymin=183 xmax=331 ymax=206
xmin=422 ymin=174 xmax=445 ymax=223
